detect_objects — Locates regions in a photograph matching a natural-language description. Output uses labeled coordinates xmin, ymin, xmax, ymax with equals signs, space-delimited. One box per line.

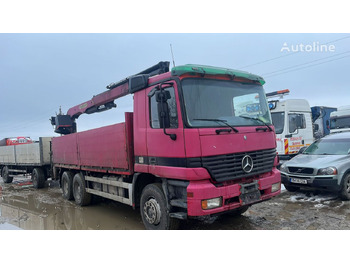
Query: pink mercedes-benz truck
xmin=50 ymin=62 xmax=281 ymax=229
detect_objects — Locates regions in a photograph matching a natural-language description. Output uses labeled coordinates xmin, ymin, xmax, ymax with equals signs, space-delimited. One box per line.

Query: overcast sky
xmin=1 ymin=33 xmax=349 ymax=139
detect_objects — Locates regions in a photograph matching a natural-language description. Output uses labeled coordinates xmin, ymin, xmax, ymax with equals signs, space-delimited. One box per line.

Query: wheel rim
xmin=3 ymin=168 xmax=8 ymax=179
xmin=32 ymin=170 xmax=37 ymax=186
xmin=143 ymin=198 xmax=162 ymax=225
xmin=74 ymin=182 xmax=81 ymax=202
xmin=63 ymin=178 xmax=68 ymax=195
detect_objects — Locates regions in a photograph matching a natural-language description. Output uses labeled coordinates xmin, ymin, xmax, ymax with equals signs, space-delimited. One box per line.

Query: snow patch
xmin=314 ymin=203 xmax=326 ymax=208
xmin=289 ymin=192 xmax=338 ymax=204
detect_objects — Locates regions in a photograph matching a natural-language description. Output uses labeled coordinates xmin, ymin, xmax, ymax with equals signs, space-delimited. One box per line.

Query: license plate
xmin=240 ymin=190 xmax=261 ymax=205
xmin=290 ymin=178 xmax=307 ymax=184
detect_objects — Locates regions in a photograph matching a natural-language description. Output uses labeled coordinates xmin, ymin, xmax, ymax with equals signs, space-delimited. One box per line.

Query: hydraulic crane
xmin=50 ymin=61 xmax=170 ymax=134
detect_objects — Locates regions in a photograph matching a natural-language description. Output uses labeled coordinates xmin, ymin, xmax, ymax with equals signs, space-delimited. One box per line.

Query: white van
xmin=330 ymin=105 xmax=350 ymax=133
xmin=269 ymin=99 xmax=314 ymax=161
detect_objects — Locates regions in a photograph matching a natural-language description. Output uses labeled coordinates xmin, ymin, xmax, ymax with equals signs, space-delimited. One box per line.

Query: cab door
xmin=145 ymin=80 xmax=186 ymax=168
xmin=287 ymin=112 xmax=313 ymax=154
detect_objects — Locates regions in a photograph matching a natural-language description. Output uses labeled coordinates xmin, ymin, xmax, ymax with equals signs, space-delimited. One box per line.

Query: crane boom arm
xmin=67 ymin=81 xmax=129 ymax=119
xmin=51 ymin=61 xmax=170 ymax=135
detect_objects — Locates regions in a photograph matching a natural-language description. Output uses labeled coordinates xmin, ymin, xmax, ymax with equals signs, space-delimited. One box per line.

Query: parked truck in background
xmin=330 ymin=105 xmax=350 ymax=133
xmin=0 ymin=137 xmax=33 ymax=146
xmin=0 ymin=137 xmax=52 ymax=187
xmin=267 ymin=89 xmax=314 ymax=162
xmin=1 ymin=62 xmax=281 ymax=229
xmin=311 ymin=106 xmax=337 ymax=140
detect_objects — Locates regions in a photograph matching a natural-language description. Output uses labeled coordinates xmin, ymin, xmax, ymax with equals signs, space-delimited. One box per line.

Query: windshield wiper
xmin=193 ymin=118 xmax=239 ymax=133
xmin=238 ymin=116 xmax=273 ymax=131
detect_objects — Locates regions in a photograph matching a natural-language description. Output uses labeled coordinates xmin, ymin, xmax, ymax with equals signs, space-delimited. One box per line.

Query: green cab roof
xmin=171 ymin=64 xmax=265 ymax=85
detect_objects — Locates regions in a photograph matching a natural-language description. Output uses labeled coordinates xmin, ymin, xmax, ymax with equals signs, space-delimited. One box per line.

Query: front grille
xmin=201 ymin=148 xmax=276 ymax=182
xmin=288 ymin=166 xmax=314 ymax=175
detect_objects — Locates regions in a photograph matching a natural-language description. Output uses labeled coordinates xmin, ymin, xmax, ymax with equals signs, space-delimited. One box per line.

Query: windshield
xmin=181 ymin=78 xmax=272 ymax=128
xmin=330 ymin=116 xmax=350 ymax=130
xmin=304 ymin=138 xmax=350 ymax=155
xmin=271 ymin=112 xmax=285 ymax=134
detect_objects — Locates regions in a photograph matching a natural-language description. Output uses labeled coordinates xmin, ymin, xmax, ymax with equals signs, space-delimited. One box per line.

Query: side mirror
xmin=314 ymin=124 xmax=319 ymax=132
xmin=155 ymin=89 xmax=176 ymax=141
xmin=298 ymin=146 xmax=307 ymax=154
xmin=156 ymin=90 xmax=171 ymax=129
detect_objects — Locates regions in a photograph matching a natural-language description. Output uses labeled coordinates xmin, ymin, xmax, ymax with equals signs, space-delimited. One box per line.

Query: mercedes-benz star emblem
xmin=242 ymin=155 xmax=254 ymax=173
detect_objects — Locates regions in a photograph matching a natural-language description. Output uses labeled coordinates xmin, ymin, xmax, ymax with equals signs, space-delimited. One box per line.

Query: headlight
xmin=317 ymin=167 xmax=337 ymax=175
xmin=271 ymin=182 xmax=281 ymax=193
xmin=280 ymin=163 xmax=288 ymax=173
xmin=201 ymin=197 xmax=222 ymax=210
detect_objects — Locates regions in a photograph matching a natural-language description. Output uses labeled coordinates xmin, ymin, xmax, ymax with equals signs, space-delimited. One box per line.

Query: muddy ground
xmin=1 ymin=175 xmax=350 ymax=230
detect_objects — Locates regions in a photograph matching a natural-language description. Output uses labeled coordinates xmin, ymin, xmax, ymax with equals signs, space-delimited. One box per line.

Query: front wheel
xmin=340 ymin=173 xmax=350 ymax=200
xmin=32 ymin=168 xmax=45 ymax=189
xmin=140 ymin=183 xmax=179 ymax=230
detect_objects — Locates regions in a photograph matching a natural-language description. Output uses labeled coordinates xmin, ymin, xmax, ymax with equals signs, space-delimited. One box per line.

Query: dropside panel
xmin=15 ymin=143 xmax=41 ymax=165
xmin=78 ymin=123 xmax=129 ymax=171
xmin=52 ymin=133 xmax=79 ymax=166
xmin=0 ymin=146 xmax=16 ymax=164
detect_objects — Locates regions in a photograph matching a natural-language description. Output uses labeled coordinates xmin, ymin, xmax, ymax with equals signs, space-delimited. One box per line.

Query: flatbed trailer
xmin=0 ymin=137 xmax=52 ymax=188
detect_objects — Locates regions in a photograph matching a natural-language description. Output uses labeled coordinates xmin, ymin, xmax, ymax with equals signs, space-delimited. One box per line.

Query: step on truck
xmin=3 ymin=62 xmax=281 ymax=229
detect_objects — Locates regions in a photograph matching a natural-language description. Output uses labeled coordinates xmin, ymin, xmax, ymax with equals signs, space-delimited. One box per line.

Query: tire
xmin=32 ymin=168 xmax=46 ymax=189
xmin=340 ymin=173 xmax=350 ymax=200
xmin=284 ymin=184 xmax=299 ymax=192
xmin=61 ymin=171 xmax=74 ymax=200
xmin=2 ymin=166 xmax=13 ymax=183
xmin=140 ymin=183 xmax=179 ymax=230
xmin=72 ymin=172 xmax=91 ymax=206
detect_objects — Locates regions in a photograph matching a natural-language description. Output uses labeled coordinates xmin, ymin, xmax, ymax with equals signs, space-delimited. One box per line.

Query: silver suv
xmin=280 ymin=132 xmax=350 ymax=199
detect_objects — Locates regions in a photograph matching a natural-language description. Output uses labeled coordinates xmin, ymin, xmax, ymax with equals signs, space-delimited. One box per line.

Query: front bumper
xmin=281 ymin=173 xmax=340 ymax=192
xmin=186 ymin=168 xmax=281 ymax=217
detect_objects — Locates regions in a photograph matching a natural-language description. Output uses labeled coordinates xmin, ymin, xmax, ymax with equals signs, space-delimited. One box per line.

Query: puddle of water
xmin=1 ymin=176 xmax=144 ymax=230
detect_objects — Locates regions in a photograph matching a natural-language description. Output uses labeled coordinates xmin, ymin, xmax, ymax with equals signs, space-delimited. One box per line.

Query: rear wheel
xmin=340 ymin=173 xmax=350 ymax=200
xmin=72 ymin=173 xmax=91 ymax=206
xmin=140 ymin=183 xmax=179 ymax=230
xmin=32 ymin=168 xmax=45 ymax=189
xmin=61 ymin=171 xmax=74 ymax=200
xmin=2 ymin=166 xmax=13 ymax=183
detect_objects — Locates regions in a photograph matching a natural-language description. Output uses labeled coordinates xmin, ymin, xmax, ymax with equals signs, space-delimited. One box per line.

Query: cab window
xmin=149 ymin=87 xmax=178 ymax=129
xmin=289 ymin=113 xmax=306 ymax=133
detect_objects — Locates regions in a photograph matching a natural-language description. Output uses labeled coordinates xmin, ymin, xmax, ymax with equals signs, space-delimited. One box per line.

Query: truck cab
xmin=330 ymin=106 xmax=350 ymax=133
xmin=131 ymin=64 xmax=281 ymax=221
xmin=269 ymin=98 xmax=314 ymax=161
xmin=311 ymin=106 xmax=336 ymax=140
